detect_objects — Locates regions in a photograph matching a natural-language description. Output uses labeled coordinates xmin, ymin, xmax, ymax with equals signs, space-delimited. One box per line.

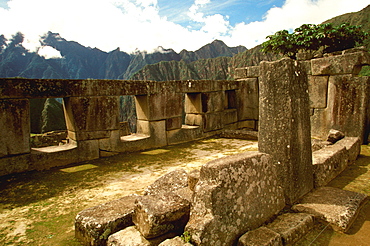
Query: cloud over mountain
xmin=0 ymin=0 xmax=368 ymax=57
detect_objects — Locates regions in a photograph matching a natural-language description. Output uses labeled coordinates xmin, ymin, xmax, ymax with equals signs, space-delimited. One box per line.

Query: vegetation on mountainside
xmin=261 ymin=23 xmax=368 ymax=59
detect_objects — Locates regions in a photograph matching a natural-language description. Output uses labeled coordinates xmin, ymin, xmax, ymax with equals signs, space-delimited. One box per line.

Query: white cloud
xmin=37 ymin=46 xmax=63 ymax=59
xmin=0 ymin=0 xmax=368 ymax=54
xmin=224 ymin=0 xmax=370 ymax=48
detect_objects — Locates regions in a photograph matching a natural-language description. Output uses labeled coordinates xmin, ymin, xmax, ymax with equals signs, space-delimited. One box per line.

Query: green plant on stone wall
xmin=261 ymin=23 xmax=368 ymax=59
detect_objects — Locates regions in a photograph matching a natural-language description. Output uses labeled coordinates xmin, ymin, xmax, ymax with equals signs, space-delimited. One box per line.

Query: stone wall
xmin=235 ymin=48 xmax=370 ymax=143
xmin=0 ymin=79 xmax=256 ymax=176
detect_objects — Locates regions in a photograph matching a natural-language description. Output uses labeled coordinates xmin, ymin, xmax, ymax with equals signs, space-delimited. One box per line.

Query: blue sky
xmin=157 ymin=0 xmax=284 ymax=27
xmin=0 ymin=0 xmax=368 ymax=58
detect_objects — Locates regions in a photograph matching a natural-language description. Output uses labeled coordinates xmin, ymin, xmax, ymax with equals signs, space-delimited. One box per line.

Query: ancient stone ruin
xmin=1 ymin=47 xmax=370 ymax=245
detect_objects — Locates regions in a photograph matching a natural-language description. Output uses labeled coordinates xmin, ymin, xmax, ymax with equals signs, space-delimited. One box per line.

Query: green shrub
xmin=261 ymin=23 xmax=368 ymax=58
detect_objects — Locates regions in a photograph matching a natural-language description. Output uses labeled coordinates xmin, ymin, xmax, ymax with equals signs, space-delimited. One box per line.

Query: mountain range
xmin=0 ymin=32 xmax=246 ymax=80
xmin=1 ymin=4 xmax=369 ymax=134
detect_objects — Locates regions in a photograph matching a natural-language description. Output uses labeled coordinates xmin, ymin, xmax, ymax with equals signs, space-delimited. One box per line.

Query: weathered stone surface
xmin=188 ymin=169 xmax=200 ymax=191
xmin=311 ymin=75 xmax=370 ymax=143
xmin=222 ymin=109 xmax=238 ymax=125
xmin=144 ymin=169 xmax=189 ymax=196
xmin=308 ymin=75 xmax=328 ymax=108
xmin=292 ymin=187 xmax=369 ymax=232
xmin=311 ymin=139 xmax=332 ymax=152
xmin=133 ymin=192 xmax=190 ymax=239
xmin=234 ymin=66 xmax=260 ymax=79
xmin=64 ymin=96 xmax=119 ymax=133
xmin=247 ymin=66 xmax=260 ymax=78
xmin=165 ymin=117 xmax=182 ymax=131
xmin=259 ymin=57 xmax=313 ymax=204
xmin=234 ymin=67 xmax=247 ymax=80
xmin=185 ymin=114 xmax=202 ymax=126
xmin=311 ymin=51 xmax=370 ymax=75
xmin=201 ymin=91 xmax=224 ymax=113
xmin=237 ymin=227 xmax=282 ymax=246
xmin=266 ymin=213 xmax=314 ymax=245
xmin=238 ymin=120 xmax=257 ymax=130
xmin=312 ymin=144 xmax=349 ymax=187
xmin=158 ymin=236 xmax=192 ymax=246
xmin=327 ymin=129 xmax=345 ymax=143
xmin=237 ymin=78 xmax=259 ymax=120
xmin=335 ymin=137 xmax=361 ymax=162
xmin=107 ymin=226 xmax=178 ymax=246
xmin=75 ymin=195 xmax=137 ymax=246
xmin=166 ymin=126 xmax=204 ymax=146
xmin=119 ymin=121 xmax=131 ymax=136
xmin=185 ymin=151 xmax=285 ymax=246
xmin=0 ymin=99 xmax=30 ymax=157
xmin=203 ymin=112 xmax=223 ymax=132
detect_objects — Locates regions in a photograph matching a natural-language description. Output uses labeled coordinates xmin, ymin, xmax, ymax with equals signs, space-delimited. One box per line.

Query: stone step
xmin=292 ymin=187 xmax=369 ymax=233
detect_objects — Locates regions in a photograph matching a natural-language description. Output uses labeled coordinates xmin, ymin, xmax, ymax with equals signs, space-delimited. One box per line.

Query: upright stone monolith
xmin=258 ymin=58 xmax=313 ymax=204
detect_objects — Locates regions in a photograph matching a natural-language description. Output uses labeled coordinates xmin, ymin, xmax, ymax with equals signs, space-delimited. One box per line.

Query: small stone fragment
xmin=327 ymin=129 xmax=345 ymax=143
xmin=107 ymin=226 xmax=178 ymax=246
xmin=158 ymin=236 xmax=192 ymax=246
xmin=237 ymin=227 xmax=282 ymax=246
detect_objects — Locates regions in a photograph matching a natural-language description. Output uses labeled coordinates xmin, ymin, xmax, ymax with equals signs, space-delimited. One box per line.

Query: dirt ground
xmin=0 ymin=137 xmax=258 ymax=245
xmin=0 ymin=138 xmax=369 ymax=246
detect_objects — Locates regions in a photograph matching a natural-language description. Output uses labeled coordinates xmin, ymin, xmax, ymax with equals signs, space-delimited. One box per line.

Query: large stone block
xmin=185 ymin=152 xmax=285 ymax=246
xmin=234 ymin=67 xmax=247 ymax=80
xmin=222 ymin=109 xmax=238 ymax=125
xmin=75 ymin=195 xmax=137 ymax=246
xmin=259 ymin=58 xmax=313 ymax=204
xmin=144 ymin=169 xmax=189 ymax=196
xmin=133 ymin=192 xmax=190 ymax=239
xmin=166 ymin=126 xmax=204 ymax=145
xmin=266 ymin=213 xmax=314 ymax=245
xmin=203 ymin=112 xmax=223 ymax=132
xmin=0 ymin=99 xmax=30 ymax=157
xmin=312 ymin=144 xmax=349 ymax=187
xmin=311 ymin=51 xmax=370 ymax=75
xmin=201 ymin=91 xmax=224 ymax=113
xmin=308 ymin=75 xmax=328 ymax=108
xmin=236 ymin=78 xmax=259 ymax=120
xmin=64 ymin=96 xmax=119 ymax=135
xmin=0 ymin=153 xmax=30 ymax=176
xmin=327 ymin=75 xmax=369 ymax=141
xmin=311 ymin=76 xmax=370 ymax=142
xmin=292 ymin=187 xmax=369 ymax=233
xmin=135 ymin=84 xmax=182 ymax=121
